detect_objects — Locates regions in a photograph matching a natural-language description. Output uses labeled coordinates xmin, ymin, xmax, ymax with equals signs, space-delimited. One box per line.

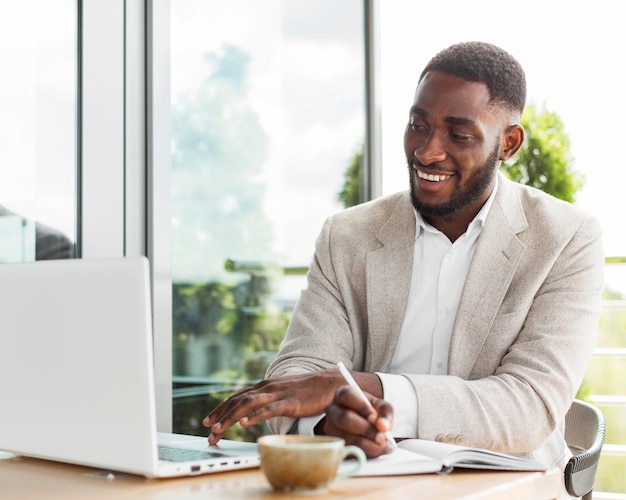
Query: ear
xmin=499 ymin=124 xmax=525 ymax=161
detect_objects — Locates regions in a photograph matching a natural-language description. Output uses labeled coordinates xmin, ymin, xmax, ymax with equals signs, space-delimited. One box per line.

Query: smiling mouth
xmin=416 ymin=168 xmax=452 ymax=182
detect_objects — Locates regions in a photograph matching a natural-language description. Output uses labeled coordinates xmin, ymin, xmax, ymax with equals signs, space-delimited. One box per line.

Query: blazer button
xmin=446 ymin=434 xmax=456 ymax=444
xmin=435 ymin=434 xmax=445 ymax=442
xmin=455 ymin=435 xmax=467 ymax=446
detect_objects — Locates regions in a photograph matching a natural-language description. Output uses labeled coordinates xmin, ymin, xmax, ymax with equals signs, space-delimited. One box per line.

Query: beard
xmin=409 ymin=141 xmax=500 ymax=218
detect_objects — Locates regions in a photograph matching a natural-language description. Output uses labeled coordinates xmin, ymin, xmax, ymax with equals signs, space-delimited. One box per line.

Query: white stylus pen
xmin=337 ymin=361 xmax=397 ymax=450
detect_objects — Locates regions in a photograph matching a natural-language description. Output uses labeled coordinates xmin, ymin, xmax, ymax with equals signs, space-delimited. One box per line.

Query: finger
xmin=203 ymin=383 xmax=261 ymax=426
xmin=370 ymin=397 xmax=394 ymax=432
xmin=333 ymin=386 xmax=391 ymax=433
xmin=333 ymin=386 xmax=378 ymax=422
xmin=208 ymin=395 xmax=285 ymax=444
xmin=206 ymin=392 xmax=277 ymax=443
xmin=208 ymin=431 xmax=223 ymax=445
xmin=346 ymin=435 xmax=392 ymax=459
xmin=237 ymin=399 xmax=289 ymax=426
xmin=203 ymin=397 xmax=239 ymax=428
xmin=324 ymin=397 xmax=377 ymax=442
xmin=323 ymin=403 xmax=390 ymax=458
xmin=203 ymin=402 xmax=227 ymax=427
xmin=328 ymin=387 xmax=395 ymax=451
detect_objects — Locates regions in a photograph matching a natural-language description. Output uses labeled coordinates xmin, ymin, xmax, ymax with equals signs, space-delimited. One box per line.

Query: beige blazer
xmin=266 ymin=173 xmax=604 ymax=469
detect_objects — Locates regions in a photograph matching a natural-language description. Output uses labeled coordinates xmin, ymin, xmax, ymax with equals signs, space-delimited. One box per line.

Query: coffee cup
xmin=257 ymin=434 xmax=366 ymax=493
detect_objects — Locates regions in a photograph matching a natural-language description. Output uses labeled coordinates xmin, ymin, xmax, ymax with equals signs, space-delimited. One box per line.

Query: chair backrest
xmin=564 ymin=399 xmax=606 ymax=499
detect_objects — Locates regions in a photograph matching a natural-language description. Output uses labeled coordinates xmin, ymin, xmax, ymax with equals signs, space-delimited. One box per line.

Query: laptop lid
xmin=0 ymin=257 xmax=259 ymax=477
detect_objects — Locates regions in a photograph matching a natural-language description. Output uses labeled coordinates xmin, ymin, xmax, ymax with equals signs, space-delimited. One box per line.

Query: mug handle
xmin=334 ymin=445 xmax=367 ymax=481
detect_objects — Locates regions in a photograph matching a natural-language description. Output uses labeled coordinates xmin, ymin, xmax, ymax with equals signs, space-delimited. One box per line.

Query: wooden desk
xmin=0 ymin=453 xmax=562 ymax=499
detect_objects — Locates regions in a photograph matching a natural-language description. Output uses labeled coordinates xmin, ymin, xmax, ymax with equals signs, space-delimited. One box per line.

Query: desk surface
xmin=0 ymin=452 xmax=561 ymax=500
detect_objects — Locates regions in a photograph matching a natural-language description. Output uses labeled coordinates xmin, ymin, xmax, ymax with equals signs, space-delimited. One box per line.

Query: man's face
xmin=404 ymin=71 xmax=505 ymax=219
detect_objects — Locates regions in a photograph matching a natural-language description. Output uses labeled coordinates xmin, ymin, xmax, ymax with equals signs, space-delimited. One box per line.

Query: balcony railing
xmin=589 ymin=257 xmax=626 ymax=498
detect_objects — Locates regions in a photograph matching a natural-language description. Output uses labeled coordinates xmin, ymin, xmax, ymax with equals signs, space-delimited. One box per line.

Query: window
xmin=169 ymin=0 xmax=366 ymax=438
xmin=0 ymin=1 xmax=77 ymax=262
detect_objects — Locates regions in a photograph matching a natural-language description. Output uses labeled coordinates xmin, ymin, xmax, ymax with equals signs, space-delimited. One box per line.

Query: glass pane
xmin=599 ymin=405 xmax=626 ymax=446
xmin=595 ymin=455 xmax=626 ymax=495
xmin=0 ymin=1 xmax=77 ymax=261
xmin=585 ymin=357 xmax=626 ymax=396
xmin=170 ymin=0 xmax=365 ymax=438
xmin=605 ymin=263 xmax=626 ymax=300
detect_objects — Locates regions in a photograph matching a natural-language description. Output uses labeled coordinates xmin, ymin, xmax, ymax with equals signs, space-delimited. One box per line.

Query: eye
xmin=450 ymin=131 xmax=473 ymax=143
xmin=407 ymin=117 xmax=427 ymax=133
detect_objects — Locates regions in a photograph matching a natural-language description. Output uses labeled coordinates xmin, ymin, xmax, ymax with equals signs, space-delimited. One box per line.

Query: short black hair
xmin=419 ymin=41 xmax=526 ymax=114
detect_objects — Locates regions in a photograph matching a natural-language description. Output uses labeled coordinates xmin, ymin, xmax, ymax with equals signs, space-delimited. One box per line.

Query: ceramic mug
xmin=257 ymin=434 xmax=366 ymax=493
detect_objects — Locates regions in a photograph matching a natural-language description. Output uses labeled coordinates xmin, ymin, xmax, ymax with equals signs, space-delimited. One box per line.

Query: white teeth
xmin=417 ymin=170 xmax=450 ymax=182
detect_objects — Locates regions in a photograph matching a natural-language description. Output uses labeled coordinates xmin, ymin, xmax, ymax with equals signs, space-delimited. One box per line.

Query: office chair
xmin=564 ymin=399 xmax=606 ymax=500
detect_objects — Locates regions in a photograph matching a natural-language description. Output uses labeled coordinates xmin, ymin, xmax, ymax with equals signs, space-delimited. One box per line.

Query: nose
xmin=414 ymin=133 xmax=447 ymax=165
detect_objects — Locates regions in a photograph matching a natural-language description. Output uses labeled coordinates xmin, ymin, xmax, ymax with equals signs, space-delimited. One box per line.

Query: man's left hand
xmin=322 ymin=385 xmax=395 ymax=458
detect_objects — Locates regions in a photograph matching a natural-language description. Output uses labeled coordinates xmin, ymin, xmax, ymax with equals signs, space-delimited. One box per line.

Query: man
xmin=204 ymin=42 xmax=604 ymax=473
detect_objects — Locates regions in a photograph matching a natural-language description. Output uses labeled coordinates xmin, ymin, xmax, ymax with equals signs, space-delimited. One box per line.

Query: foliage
xmin=173 ymin=282 xmax=238 ymax=338
xmin=172 ymin=280 xmax=288 ymax=377
xmin=501 ymin=104 xmax=584 ymax=202
xmin=338 ymin=147 xmax=364 ymax=208
xmin=172 ymin=277 xmax=290 ymax=441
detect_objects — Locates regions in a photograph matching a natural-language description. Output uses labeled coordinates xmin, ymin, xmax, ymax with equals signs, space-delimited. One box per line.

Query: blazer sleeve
xmin=263 ymin=192 xmax=414 ymax=434
xmin=264 ymin=214 xmax=370 ymax=434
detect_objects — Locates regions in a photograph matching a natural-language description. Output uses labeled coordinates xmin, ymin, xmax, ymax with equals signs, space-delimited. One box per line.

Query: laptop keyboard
xmin=158 ymin=445 xmax=227 ymax=462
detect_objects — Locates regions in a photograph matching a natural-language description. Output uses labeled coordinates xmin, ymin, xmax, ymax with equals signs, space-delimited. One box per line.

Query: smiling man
xmin=203 ymin=42 xmax=604 ymax=487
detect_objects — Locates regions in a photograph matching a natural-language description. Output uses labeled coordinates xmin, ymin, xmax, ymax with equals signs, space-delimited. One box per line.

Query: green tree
xmin=501 ymin=104 xmax=584 ymax=202
xmin=338 ymin=147 xmax=364 ymax=209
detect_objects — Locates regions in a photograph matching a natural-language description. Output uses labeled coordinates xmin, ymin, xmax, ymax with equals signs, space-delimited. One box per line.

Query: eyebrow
xmin=409 ymin=105 xmax=478 ymax=127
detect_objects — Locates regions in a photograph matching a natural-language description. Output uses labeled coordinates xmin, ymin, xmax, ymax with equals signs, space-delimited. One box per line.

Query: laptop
xmin=0 ymin=256 xmax=260 ymax=478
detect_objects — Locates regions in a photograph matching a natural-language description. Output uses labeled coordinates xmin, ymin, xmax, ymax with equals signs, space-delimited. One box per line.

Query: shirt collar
xmin=414 ymin=175 xmax=499 ymax=240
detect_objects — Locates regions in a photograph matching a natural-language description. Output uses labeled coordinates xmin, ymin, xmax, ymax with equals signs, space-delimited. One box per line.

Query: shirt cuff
xmin=297 ymin=414 xmax=325 ymax=435
xmin=376 ymin=372 xmax=418 ymax=438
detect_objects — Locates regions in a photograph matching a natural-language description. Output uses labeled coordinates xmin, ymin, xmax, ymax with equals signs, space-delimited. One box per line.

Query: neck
xmin=423 ymin=192 xmax=491 ymax=243
xmin=424 ymin=214 xmax=472 ymax=243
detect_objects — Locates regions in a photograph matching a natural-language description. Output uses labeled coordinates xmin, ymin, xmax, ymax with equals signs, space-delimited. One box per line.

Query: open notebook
xmin=0 ymin=256 xmax=259 ymax=478
xmin=350 ymin=438 xmax=547 ymax=476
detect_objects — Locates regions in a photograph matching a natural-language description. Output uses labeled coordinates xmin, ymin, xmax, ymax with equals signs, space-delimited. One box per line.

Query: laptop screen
xmin=0 ymin=257 xmax=160 ymax=475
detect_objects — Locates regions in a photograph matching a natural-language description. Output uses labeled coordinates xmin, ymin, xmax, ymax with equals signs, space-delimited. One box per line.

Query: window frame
xmin=79 ymin=0 xmax=380 ymax=432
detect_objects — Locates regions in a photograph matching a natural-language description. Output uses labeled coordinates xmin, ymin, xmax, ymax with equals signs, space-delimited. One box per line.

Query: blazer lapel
xmin=365 ymin=193 xmax=415 ymax=372
xmin=448 ymin=176 xmax=529 ymax=378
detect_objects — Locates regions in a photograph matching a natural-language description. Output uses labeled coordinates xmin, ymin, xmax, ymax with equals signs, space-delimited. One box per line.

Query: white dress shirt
xmin=299 ymin=181 xmax=498 ymax=436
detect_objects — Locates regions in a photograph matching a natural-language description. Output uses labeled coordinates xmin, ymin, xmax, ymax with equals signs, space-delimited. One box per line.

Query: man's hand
xmin=203 ymin=370 xmax=341 ymax=444
xmin=322 ymin=385 xmax=395 ymax=458
xmin=203 ymin=369 xmax=384 ymax=445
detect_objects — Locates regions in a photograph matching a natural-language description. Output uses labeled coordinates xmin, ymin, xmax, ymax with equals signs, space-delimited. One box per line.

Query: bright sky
xmin=171 ymin=0 xmax=365 ymax=270
xmin=379 ymin=0 xmax=626 ymax=265
xmin=0 ymin=1 xmax=75 ymax=238
xmin=2 ymin=1 xmax=623 ymax=289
